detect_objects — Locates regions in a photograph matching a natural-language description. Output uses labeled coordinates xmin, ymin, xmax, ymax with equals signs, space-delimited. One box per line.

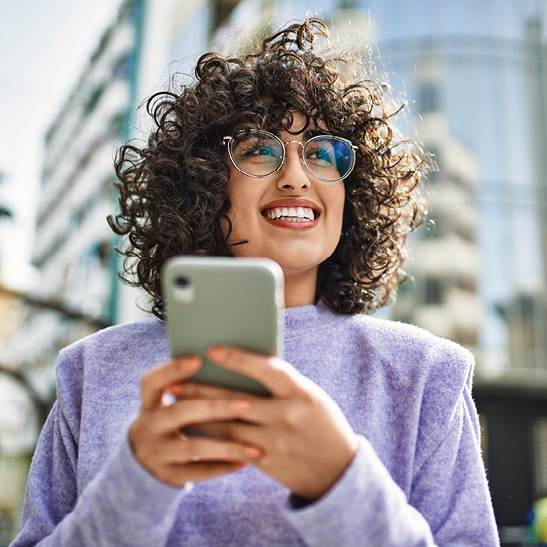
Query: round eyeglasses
xmin=223 ymin=129 xmax=357 ymax=183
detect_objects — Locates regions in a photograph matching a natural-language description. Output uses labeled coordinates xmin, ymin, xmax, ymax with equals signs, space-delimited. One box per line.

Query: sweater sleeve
xmin=11 ymin=399 xmax=190 ymax=546
xmin=282 ymin=385 xmax=500 ymax=546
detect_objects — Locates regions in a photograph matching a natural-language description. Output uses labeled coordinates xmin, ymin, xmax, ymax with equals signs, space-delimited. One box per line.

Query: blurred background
xmin=0 ymin=0 xmax=546 ymax=544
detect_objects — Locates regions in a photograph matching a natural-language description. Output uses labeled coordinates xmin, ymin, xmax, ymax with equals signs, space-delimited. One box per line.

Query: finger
xmin=206 ymin=346 xmax=305 ymax=398
xmin=188 ymin=419 xmax=282 ymax=447
xmin=183 ymin=436 xmax=263 ymax=463
xmin=164 ymin=461 xmax=247 ymax=487
xmin=183 ymin=421 xmax=249 ymax=440
xmin=154 ymin=435 xmax=264 ymax=465
xmin=188 ymin=399 xmax=296 ymax=429
xmin=141 ymin=357 xmax=202 ymax=411
xmin=157 ymin=398 xmax=255 ymax=430
xmin=179 ymin=382 xmax=263 ymax=401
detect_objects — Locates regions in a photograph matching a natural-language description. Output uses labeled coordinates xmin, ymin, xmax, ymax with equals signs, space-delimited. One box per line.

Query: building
xmin=391 ymin=107 xmax=481 ymax=355
xmin=363 ymin=0 xmax=547 ymax=535
xmin=10 ymin=0 xmax=143 ymax=398
xmin=1 ymin=4 xmax=143 ymax=539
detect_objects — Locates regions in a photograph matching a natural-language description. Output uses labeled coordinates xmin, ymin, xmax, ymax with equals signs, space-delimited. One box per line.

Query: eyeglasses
xmin=223 ymin=129 xmax=357 ymax=183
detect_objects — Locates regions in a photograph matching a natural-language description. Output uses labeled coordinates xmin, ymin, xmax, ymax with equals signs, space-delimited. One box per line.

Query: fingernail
xmin=230 ymin=400 xmax=251 ymax=413
xmin=243 ymin=446 xmax=263 ymax=458
xmin=165 ymin=383 xmax=183 ymax=396
xmin=208 ymin=346 xmax=227 ymax=360
xmin=178 ymin=357 xmax=201 ymax=371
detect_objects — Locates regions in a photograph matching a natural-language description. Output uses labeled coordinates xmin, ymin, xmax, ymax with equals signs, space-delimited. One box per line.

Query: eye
xmin=241 ymin=143 xmax=278 ymax=158
xmin=233 ymin=136 xmax=282 ymax=165
xmin=305 ymin=142 xmax=336 ymax=167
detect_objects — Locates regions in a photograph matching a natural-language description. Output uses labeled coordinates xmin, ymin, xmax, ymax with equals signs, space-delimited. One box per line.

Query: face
xmin=224 ymin=114 xmax=346 ymax=292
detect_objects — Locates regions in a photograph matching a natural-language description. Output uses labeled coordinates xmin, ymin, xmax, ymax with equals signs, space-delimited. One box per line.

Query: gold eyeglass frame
xmin=222 ymin=129 xmax=357 ymax=183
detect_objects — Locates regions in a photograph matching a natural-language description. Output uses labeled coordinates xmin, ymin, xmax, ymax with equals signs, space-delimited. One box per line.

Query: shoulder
xmin=346 ymin=315 xmax=473 ymax=370
xmin=55 ymin=317 xmax=168 ymax=391
xmin=53 ymin=318 xmax=168 ymax=427
xmin=288 ymin=303 xmax=474 ymax=392
xmin=345 ymin=315 xmax=475 ymax=436
xmin=326 ymin=314 xmax=476 ymax=425
xmin=59 ymin=317 xmax=166 ymax=363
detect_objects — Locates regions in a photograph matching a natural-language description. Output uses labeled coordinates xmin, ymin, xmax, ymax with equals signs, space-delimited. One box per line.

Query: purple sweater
xmin=12 ymin=302 xmax=499 ymax=546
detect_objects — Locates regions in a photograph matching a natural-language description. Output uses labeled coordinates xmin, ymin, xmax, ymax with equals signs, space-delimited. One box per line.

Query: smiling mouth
xmin=262 ymin=206 xmax=318 ymax=222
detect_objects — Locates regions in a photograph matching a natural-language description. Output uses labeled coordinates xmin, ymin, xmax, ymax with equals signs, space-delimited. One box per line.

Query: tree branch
xmin=0 ymin=285 xmax=111 ymax=329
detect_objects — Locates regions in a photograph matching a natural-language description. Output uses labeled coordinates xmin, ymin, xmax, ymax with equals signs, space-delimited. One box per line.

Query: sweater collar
xmin=283 ymin=299 xmax=347 ymax=338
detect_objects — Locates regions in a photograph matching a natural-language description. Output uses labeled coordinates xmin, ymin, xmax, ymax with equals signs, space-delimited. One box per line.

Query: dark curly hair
xmin=108 ymin=17 xmax=429 ymax=319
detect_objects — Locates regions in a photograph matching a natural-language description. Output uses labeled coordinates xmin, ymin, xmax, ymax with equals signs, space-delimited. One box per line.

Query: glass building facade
xmin=363 ymin=0 xmax=547 ymax=382
xmin=352 ymin=2 xmax=547 ymax=529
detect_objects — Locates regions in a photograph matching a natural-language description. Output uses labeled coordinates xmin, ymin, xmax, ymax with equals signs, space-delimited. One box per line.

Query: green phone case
xmin=162 ymin=257 xmax=285 ymax=397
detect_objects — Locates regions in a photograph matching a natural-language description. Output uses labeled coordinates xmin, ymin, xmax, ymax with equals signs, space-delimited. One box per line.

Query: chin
xmin=275 ymin=256 xmax=323 ymax=275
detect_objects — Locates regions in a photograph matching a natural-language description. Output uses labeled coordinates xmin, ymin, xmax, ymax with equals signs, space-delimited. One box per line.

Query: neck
xmin=283 ymin=267 xmax=318 ymax=308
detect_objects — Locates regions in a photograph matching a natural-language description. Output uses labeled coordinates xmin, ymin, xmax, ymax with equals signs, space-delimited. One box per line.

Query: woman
xmin=12 ymin=18 xmax=499 ymax=546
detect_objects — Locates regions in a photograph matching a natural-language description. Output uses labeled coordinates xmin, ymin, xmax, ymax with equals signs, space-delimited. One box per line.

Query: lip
xmin=260 ymin=198 xmax=321 ymax=229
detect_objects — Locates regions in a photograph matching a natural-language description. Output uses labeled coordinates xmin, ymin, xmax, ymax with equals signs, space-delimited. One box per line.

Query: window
xmin=113 ymin=54 xmax=133 ymax=80
xmin=109 ymin=112 xmax=127 ymax=139
xmin=339 ymin=0 xmax=358 ymax=9
xmin=534 ymin=417 xmax=547 ymax=496
xmin=84 ymin=85 xmax=104 ymax=116
xmin=418 ymin=82 xmax=440 ymax=114
xmin=212 ymin=0 xmax=240 ymax=31
xmin=120 ymin=0 xmax=139 ymax=24
xmin=424 ymin=277 xmax=443 ymax=304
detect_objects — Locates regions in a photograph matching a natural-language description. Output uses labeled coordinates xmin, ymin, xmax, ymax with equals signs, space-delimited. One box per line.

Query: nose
xmin=276 ymin=143 xmax=311 ymax=191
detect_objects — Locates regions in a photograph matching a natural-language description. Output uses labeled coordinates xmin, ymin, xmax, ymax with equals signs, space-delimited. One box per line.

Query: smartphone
xmin=161 ymin=256 xmax=285 ymax=397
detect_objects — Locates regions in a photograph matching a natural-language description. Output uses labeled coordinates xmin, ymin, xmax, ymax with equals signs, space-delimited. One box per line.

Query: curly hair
xmin=108 ymin=17 xmax=429 ymax=319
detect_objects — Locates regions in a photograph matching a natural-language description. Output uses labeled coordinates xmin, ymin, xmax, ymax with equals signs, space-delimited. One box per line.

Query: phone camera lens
xmin=174 ymin=276 xmax=190 ymax=287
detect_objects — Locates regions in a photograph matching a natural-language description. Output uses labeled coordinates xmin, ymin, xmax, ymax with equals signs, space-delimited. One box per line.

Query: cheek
xmin=227 ymin=190 xmax=252 ymax=225
xmin=330 ymin=185 xmax=346 ymax=227
xmin=224 ymin=176 xmax=259 ymax=241
xmin=321 ymin=188 xmax=345 ymax=255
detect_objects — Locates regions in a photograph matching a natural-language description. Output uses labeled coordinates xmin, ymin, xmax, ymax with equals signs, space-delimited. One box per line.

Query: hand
xmin=129 ymin=356 xmax=265 ymax=487
xmin=182 ymin=346 xmax=359 ymax=501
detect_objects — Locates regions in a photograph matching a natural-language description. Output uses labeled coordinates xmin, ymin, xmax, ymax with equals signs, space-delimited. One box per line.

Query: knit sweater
xmin=12 ymin=302 xmax=499 ymax=546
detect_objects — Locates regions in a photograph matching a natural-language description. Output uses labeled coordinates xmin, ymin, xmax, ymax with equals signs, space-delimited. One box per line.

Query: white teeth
xmin=264 ymin=206 xmax=316 ymax=221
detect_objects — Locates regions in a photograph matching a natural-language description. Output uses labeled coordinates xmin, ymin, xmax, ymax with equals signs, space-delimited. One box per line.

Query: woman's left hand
xmin=180 ymin=345 xmax=359 ymax=502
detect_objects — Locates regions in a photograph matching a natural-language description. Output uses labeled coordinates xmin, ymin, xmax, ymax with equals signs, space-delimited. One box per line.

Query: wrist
xmin=293 ymin=442 xmax=358 ymax=502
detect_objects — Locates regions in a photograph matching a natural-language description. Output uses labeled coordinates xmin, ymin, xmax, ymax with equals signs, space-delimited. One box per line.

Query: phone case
xmin=162 ymin=257 xmax=285 ymax=396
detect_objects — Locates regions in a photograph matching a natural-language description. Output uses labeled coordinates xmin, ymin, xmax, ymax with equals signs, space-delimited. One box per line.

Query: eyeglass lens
xmin=229 ymin=130 xmax=354 ymax=182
